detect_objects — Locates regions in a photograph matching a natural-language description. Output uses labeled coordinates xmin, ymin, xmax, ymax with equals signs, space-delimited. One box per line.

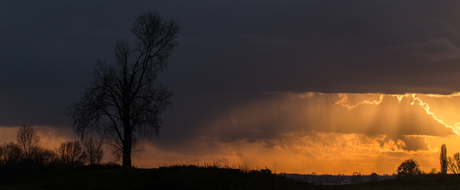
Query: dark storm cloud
xmin=1 ymin=1 xmax=460 ymax=154
xmin=164 ymin=0 xmax=460 ymax=95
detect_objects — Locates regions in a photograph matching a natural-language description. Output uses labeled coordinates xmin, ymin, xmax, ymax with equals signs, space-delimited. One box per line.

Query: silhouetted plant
xmin=440 ymin=144 xmax=447 ymax=174
xmin=0 ymin=142 xmax=24 ymax=166
xmin=16 ymin=125 xmax=40 ymax=159
xmin=448 ymin=152 xmax=460 ymax=174
xmin=397 ymin=159 xmax=421 ymax=177
xmin=0 ymin=144 xmax=7 ymax=165
xmin=67 ymin=11 xmax=179 ymax=168
xmin=0 ymin=128 xmax=98 ymax=181
xmin=260 ymin=167 xmax=272 ymax=174
xmin=82 ymin=137 xmax=104 ymax=165
xmin=15 ymin=147 xmax=58 ymax=178
xmin=453 ymin=153 xmax=460 ymax=172
xmin=57 ymin=141 xmax=85 ymax=168
xmin=238 ymin=162 xmax=251 ymax=173
xmin=31 ymin=147 xmax=58 ymax=166
xmin=352 ymin=172 xmax=363 ymax=183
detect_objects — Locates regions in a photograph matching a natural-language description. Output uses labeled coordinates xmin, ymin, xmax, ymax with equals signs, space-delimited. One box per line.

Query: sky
xmin=2 ymin=0 xmax=460 ymax=174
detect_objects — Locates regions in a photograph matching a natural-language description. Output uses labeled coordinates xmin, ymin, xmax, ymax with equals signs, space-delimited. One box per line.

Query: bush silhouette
xmin=397 ymin=159 xmax=421 ymax=177
xmin=57 ymin=141 xmax=85 ymax=168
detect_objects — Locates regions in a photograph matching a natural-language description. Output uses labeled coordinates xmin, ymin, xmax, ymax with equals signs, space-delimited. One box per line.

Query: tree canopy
xmin=397 ymin=159 xmax=421 ymax=177
xmin=16 ymin=125 xmax=40 ymax=159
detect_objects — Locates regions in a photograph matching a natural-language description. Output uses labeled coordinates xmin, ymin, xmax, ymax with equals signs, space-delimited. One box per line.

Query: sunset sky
xmin=2 ymin=0 xmax=460 ymax=175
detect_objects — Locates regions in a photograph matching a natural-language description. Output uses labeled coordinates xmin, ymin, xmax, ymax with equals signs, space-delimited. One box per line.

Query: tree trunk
xmin=122 ymin=121 xmax=132 ymax=168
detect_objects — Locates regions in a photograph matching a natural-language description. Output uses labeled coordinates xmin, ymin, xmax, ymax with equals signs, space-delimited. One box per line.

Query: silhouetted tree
xmin=0 ymin=143 xmax=13 ymax=165
xmin=57 ymin=141 xmax=85 ymax=167
xmin=440 ymin=144 xmax=447 ymax=174
xmin=453 ymin=153 xmax=460 ymax=172
xmin=0 ymin=142 xmax=23 ymax=166
xmin=67 ymin=11 xmax=179 ymax=168
xmin=82 ymin=137 xmax=104 ymax=165
xmin=31 ymin=148 xmax=57 ymax=166
xmin=397 ymin=159 xmax=421 ymax=177
xmin=448 ymin=152 xmax=460 ymax=174
xmin=16 ymin=125 xmax=40 ymax=159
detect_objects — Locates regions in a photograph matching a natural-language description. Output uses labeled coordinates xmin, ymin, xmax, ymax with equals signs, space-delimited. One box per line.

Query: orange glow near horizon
xmin=1 ymin=92 xmax=460 ymax=175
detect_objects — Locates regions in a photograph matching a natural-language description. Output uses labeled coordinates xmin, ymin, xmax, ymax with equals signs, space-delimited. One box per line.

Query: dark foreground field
xmin=2 ymin=165 xmax=460 ymax=190
xmin=336 ymin=174 xmax=460 ymax=190
xmin=0 ymin=165 xmax=309 ymax=190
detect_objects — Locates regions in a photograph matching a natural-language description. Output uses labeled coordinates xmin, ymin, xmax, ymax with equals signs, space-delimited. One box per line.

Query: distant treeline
xmin=0 ymin=125 xmax=108 ymax=181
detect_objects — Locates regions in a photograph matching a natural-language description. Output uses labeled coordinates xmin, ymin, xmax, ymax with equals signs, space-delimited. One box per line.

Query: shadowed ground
xmin=0 ymin=165 xmax=309 ymax=190
xmin=2 ymin=165 xmax=460 ymax=190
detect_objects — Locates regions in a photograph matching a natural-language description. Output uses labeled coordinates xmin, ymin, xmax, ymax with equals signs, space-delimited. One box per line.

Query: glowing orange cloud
xmin=396 ymin=95 xmax=404 ymax=102
xmin=335 ymin=94 xmax=384 ymax=109
xmin=335 ymin=93 xmax=460 ymax=135
xmin=411 ymin=94 xmax=460 ymax=135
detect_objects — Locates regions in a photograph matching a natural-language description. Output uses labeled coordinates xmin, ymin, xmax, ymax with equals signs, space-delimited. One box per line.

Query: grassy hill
xmin=2 ymin=165 xmax=460 ymax=190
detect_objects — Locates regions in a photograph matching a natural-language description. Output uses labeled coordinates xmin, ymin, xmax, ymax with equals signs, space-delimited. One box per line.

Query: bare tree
xmin=82 ymin=137 xmax=104 ymax=165
xmin=0 ymin=142 xmax=24 ymax=165
xmin=57 ymin=141 xmax=85 ymax=167
xmin=0 ymin=144 xmax=5 ymax=165
xmin=448 ymin=152 xmax=460 ymax=174
xmin=448 ymin=157 xmax=458 ymax=174
xmin=440 ymin=144 xmax=447 ymax=174
xmin=453 ymin=153 xmax=460 ymax=172
xmin=32 ymin=148 xmax=57 ymax=166
xmin=66 ymin=11 xmax=179 ymax=168
xmin=16 ymin=125 xmax=40 ymax=159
